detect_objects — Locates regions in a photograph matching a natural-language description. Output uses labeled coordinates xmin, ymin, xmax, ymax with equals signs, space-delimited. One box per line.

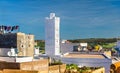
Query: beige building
xmin=0 ymin=32 xmax=34 ymax=56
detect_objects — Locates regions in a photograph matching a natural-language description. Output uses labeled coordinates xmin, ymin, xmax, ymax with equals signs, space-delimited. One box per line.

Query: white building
xmin=45 ymin=13 xmax=60 ymax=56
xmin=116 ymin=41 xmax=120 ymax=52
xmin=34 ymin=47 xmax=39 ymax=55
xmin=80 ymin=43 xmax=88 ymax=51
xmin=60 ymin=43 xmax=79 ymax=54
xmin=60 ymin=43 xmax=88 ymax=54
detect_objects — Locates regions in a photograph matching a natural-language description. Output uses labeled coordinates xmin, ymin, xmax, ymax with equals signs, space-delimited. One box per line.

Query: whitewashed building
xmin=45 ymin=13 xmax=60 ymax=56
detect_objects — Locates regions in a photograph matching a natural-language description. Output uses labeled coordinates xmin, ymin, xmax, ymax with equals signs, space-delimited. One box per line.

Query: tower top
xmin=50 ymin=13 xmax=55 ymax=19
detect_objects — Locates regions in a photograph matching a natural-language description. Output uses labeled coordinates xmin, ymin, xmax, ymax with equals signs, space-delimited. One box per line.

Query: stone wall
xmin=3 ymin=69 xmax=40 ymax=73
xmin=92 ymin=67 xmax=105 ymax=73
xmin=20 ymin=59 xmax=48 ymax=73
xmin=0 ymin=59 xmax=48 ymax=73
xmin=0 ymin=70 xmax=3 ymax=73
xmin=17 ymin=32 xmax=34 ymax=56
xmin=0 ymin=61 xmax=20 ymax=70
xmin=0 ymin=59 xmax=67 ymax=73
xmin=49 ymin=64 xmax=66 ymax=73
xmin=0 ymin=32 xmax=34 ymax=57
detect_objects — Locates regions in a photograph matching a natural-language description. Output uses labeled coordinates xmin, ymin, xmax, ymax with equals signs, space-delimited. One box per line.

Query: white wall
xmin=80 ymin=43 xmax=87 ymax=46
xmin=0 ymin=57 xmax=15 ymax=62
xmin=0 ymin=48 xmax=11 ymax=56
xmin=34 ymin=48 xmax=39 ymax=55
xmin=16 ymin=57 xmax=33 ymax=62
xmin=0 ymin=56 xmax=33 ymax=62
xmin=45 ymin=13 xmax=60 ymax=56
xmin=60 ymin=43 xmax=79 ymax=54
xmin=116 ymin=41 xmax=120 ymax=47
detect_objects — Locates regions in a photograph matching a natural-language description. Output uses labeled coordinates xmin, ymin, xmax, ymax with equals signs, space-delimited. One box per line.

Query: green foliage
xmin=102 ymin=43 xmax=116 ymax=49
xmin=66 ymin=64 xmax=78 ymax=70
xmin=69 ymin=38 xmax=117 ymax=51
xmin=69 ymin=38 xmax=117 ymax=43
xmin=66 ymin=64 xmax=102 ymax=73
xmin=39 ymin=50 xmax=45 ymax=54
xmin=37 ymin=41 xmax=45 ymax=50
xmin=35 ymin=40 xmax=45 ymax=53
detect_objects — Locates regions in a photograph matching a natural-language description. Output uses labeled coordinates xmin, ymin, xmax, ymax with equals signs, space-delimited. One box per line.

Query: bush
xmin=66 ymin=64 xmax=103 ymax=73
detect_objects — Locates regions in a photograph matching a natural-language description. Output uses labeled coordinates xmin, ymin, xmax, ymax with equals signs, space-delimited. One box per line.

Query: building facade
xmin=0 ymin=32 xmax=34 ymax=56
xmin=45 ymin=13 xmax=60 ymax=56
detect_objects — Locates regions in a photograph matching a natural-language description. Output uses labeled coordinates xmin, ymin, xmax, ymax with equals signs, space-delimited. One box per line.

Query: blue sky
xmin=0 ymin=0 xmax=120 ymax=40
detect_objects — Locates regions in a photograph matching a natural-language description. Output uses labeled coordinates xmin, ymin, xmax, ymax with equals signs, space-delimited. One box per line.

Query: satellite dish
xmin=7 ymin=51 xmax=12 ymax=56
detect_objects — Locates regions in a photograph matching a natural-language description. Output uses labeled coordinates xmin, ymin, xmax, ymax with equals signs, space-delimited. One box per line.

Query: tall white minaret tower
xmin=45 ymin=13 xmax=60 ymax=56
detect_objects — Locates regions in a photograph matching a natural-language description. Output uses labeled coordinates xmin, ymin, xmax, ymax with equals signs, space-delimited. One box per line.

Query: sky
xmin=0 ymin=0 xmax=120 ymax=40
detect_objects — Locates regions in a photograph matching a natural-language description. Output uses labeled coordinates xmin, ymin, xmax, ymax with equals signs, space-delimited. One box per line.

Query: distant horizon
xmin=35 ymin=37 xmax=119 ymax=40
xmin=0 ymin=0 xmax=120 ymax=40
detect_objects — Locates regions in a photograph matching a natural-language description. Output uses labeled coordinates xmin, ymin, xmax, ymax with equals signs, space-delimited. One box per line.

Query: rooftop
xmin=63 ymin=53 xmax=106 ymax=59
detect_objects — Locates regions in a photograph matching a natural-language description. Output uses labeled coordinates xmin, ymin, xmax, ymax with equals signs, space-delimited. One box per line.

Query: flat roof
xmin=63 ymin=53 xmax=105 ymax=59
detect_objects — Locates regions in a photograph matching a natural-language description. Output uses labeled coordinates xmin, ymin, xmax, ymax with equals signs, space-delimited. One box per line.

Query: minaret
xmin=45 ymin=13 xmax=60 ymax=56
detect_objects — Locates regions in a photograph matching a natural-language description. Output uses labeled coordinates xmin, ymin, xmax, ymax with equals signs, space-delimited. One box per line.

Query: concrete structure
xmin=61 ymin=40 xmax=71 ymax=44
xmin=60 ymin=43 xmax=78 ymax=54
xmin=115 ymin=41 xmax=120 ymax=52
xmin=45 ymin=13 xmax=60 ymax=56
xmin=0 ymin=32 xmax=34 ymax=56
xmin=92 ymin=67 xmax=105 ymax=73
xmin=0 ymin=56 xmax=33 ymax=62
xmin=61 ymin=52 xmax=111 ymax=73
xmin=0 ymin=59 xmax=48 ymax=73
xmin=80 ymin=43 xmax=88 ymax=51
xmin=60 ymin=43 xmax=88 ymax=54
xmin=116 ymin=41 xmax=120 ymax=47
xmin=34 ymin=47 xmax=39 ymax=55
